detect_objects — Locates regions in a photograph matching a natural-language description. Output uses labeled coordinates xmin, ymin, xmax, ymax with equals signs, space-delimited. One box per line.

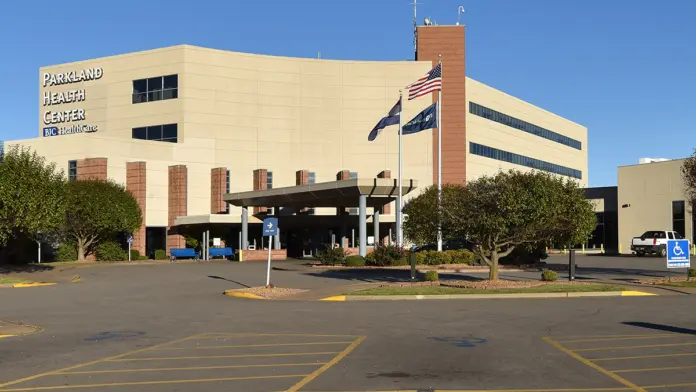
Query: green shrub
xmin=138 ymin=255 xmax=149 ymax=261
xmin=391 ymin=257 xmax=410 ymax=266
xmin=96 ymin=241 xmax=127 ymax=262
xmin=316 ymin=245 xmax=348 ymax=265
xmin=501 ymin=245 xmax=548 ymax=265
xmin=446 ymin=249 xmax=476 ymax=265
xmin=541 ymin=269 xmax=558 ymax=282
xmin=345 ymin=255 xmax=366 ymax=267
xmin=129 ymin=249 xmax=140 ymax=261
xmin=55 ymin=243 xmax=77 ymax=262
xmin=423 ymin=251 xmax=452 ymax=266
xmin=689 ymin=268 xmax=696 ymax=278
xmin=154 ymin=249 xmax=168 ymax=260
xmin=415 ymin=252 xmax=427 ymax=265
xmin=424 ymin=270 xmax=439 ymax=281
xmin=366 ymin=245 xmax=408 ymax=266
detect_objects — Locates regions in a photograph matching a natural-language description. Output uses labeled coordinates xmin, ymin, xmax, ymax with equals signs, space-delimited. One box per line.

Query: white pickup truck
xmin=630 ymin=230 xmax=683 ymax=257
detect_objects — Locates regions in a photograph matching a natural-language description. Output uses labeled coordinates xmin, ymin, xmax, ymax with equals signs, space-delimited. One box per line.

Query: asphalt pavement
xmin=0 ymin=258 xmax=695 ymax=391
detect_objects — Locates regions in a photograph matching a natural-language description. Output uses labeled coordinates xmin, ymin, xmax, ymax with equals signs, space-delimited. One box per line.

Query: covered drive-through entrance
xmin=224 ymin=178 xmax=418 ymax=258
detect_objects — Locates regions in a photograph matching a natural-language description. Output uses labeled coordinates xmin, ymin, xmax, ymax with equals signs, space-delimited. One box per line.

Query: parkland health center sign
xmin=42 ymin=67 xmax=102 ymax=137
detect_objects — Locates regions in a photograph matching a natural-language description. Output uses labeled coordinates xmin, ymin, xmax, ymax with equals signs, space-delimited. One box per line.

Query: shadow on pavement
xmin=623 ymin=321 xmax=696 ymax=336
xmin=0 ymin=264 xmax=55 ymax=275
xmin=207 ymin=275 xmax=251 ymax=288
xmin=304 ymin=269 xmax=481 ymax=283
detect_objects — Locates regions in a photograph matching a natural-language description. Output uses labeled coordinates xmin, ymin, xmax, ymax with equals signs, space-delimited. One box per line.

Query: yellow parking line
xmin=556 ymin=334 xmax=684 ymax=344
xmin=55 ymin=362 xmax=326 ymax=375
xmin=157 ymin=341 xmax=354 ymax=350
xmin=107 ymin=351 xmax=341 ymax=362
xmin=0 ymin=374 xmax=308 ymax=391
xmin=199 ymin=333 xmax=359 ymax=338
xmin=0 ymin=335 xmax=15 ymax=339
xmin=286 ymin=336 xmax=366 ymax=392
xmin=592 ymin=352 xmax=696 ymax=361
xmin=550 ymin=334 xmax=673 ymax=340
xmin=614 ymin=364 xmax=696 ymax=373
xmin=644 ymin=381 xmax=696 ymax=389
xmin=434 ymin=388 xmax=633 ymax=392
xmin=0 ymin=333 xmax=207 ymax=389
xmin=543 ymin=337 xmax=647 ymax=392
xmin=574 ymin=342 xmax=696 ymax=352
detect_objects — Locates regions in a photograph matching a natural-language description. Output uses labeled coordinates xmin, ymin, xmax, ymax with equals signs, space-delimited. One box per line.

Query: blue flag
xmin=368 ymin=99 xmax=401 ymax=141
xmin=403 ymin=103 xmax=437 ymax=135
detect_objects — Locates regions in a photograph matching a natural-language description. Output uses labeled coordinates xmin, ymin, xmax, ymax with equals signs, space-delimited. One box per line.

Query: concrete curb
xmin=0 ymin=282 xmax=56 ymax=288
xmin=320 ymin=291 xmax=657 ymax=301
xmin=223 ymin=290 xmax=265 ymax=300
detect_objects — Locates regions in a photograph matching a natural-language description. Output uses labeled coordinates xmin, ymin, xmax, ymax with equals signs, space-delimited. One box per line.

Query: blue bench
xmin=170 ymin=248 xmax=200 ymax=262
xmin=208 ymin=247 xmax=235 ymax=260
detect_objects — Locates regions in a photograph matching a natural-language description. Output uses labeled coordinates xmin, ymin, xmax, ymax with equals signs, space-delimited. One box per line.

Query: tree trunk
xmin=77 ymin=239 xmax=86 ymax=261
xmin=489 ymin=251 xmax=499 ymax=281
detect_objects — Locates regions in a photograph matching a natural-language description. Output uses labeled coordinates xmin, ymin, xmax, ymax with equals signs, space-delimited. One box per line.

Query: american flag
xmin=407 ymin=63 xmax=442 ymax=100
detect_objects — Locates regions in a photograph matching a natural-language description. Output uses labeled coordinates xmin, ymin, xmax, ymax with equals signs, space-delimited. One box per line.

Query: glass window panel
xmin=132 ymin=127 xmax=146 ymax=140
xmin=163 ymin=75 xmax=178 ymax=89
xmin=133 ymin=79 xmax=147 ymax=94
xmin=162 ymin=124 xmax=177 ymax=139
xmin=148 ymin=91 xmax=162 ymax=102
xmin=147 ymin=77 xmax=162 ymax=91
xmin=147 ymin=125 xmax=163 ymax=140
xmin=132 ymin=93 xmax=147 ymax=104
xmin=162 ymin=89 xmax=177 ymax=100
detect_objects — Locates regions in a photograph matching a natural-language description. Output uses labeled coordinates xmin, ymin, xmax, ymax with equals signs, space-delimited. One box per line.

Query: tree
xmin=404 ymin=170 xmax=596 ymax=281
xmin=681 ymin=151 xmax=696 ymax=208
xmin=64 ymin=180 xmax=142 ymax=260
xmin=0 ymin=145 xmax=66 ymax=245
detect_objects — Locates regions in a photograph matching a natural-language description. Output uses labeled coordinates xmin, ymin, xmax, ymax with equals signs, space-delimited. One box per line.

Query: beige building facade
xmin=6 ymin=25 xmax=588 ymax=257
xmin=618 ymin=159 xmax=692 ymax=252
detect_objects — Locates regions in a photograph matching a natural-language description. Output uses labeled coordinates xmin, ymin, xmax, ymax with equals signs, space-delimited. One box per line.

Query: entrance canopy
xmin=224 ymin=178 xmax=418 ymax=208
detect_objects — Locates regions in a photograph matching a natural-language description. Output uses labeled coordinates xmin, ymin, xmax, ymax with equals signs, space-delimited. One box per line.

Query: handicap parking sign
xmin=666 ymin=239 xmax=690 ymax=268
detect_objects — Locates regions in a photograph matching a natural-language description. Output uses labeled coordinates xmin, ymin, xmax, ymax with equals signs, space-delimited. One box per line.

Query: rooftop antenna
xmin=456 ymin=6 xmax=465 ymax=25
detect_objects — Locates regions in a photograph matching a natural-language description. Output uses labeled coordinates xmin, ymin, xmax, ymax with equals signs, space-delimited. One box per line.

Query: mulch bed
xmin=306 ymin=263 xmax=561 ymax=270
xmin=631 ymin=277 xmax=695 ymax=285
xmin=378 ymin=280 xmax=594 ymax=290
xmin=228 ymin=286 xmax=307 ymax=299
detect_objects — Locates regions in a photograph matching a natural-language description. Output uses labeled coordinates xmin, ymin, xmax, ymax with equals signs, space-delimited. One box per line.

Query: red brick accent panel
xmin=242 ymin=249 xmax=287 ymax=261
xmin=296 ymin=170 xmax=309 ymax=213
xmin=417 ymin=25 xmax=467 ymax=185
xmin=211 ymin=167 xmax=227 ymax=214
xmin=336 ymin=170 xmax=351 ymax=214
xmin=126 ymin=162 xmax=146 ymax=256
xmin=253 ymin=169 xmax=268 ymax=215
xmin=76 ymin=158 xmax=107 ymax=181
xmin=377 ymin=170 xmax=392 ymax=214
xmin=345 ymin=248 xmax=374 ymax=256
xmin=167 ymin=165 xmax=187 ymax=255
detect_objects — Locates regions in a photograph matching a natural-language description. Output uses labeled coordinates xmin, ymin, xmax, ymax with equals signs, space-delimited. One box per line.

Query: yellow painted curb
xmin=319 ymin=296 xmax=346 ymax=301
xmin=0 ymin=335 xmax=15 ymax=339
xmin=12 ymin=282 xmax=56 ymax=288
xmin=223 ymin=290 xmax=265 ymax=300
xmin=621 ymin=290 xmax=657 ymax=296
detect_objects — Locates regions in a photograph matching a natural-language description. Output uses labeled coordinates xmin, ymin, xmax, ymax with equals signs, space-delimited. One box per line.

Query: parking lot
xmin=1 ymin=259 xmax=695 ymax=391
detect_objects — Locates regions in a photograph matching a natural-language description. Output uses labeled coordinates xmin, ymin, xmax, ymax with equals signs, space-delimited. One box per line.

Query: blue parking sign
xmin=666 ymin=239 xmax=690 ymax=268
xmin=263 ymin=217 xmax=278 ymax=237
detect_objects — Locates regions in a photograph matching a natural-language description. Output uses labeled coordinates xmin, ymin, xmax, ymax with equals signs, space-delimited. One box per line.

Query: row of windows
xmin=469 ymin=142 xmax=582 ymax=179
xmin=469 ymin=102 xmax=582 ymax=150
xmin=132 ymin=124 xmax=178 ymax=143
xmin=133 ymin=75 xmax=178 ymax=104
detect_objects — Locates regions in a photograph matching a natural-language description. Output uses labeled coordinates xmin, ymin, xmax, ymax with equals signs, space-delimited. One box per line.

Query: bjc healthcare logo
xmin=43 ymin=127 xmax=58 ymax=137
xmin=43 ymin=124 xmax=98 ymax=137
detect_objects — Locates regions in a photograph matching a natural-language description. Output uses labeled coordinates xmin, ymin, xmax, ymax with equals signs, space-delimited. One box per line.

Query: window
xmin=668 ymin=232 xmax=675 ymax=240
xmin=225 ymin=170 xmax=230 ymax=214
xmin=308 ymin=172 xmax=316 ymax=215
xmin=673 ymin=200 xmax=686 ymax=238
xmin=132 ymin=124 xmax=178 ymax=143
xmin=68 ymin=160 xmax=77 ymax=182
xmin=469 ymin=142 xmax=582 ymax=180
xmin=132 ymin=74 xmax=178 ymax=104
xmin=469 ymin=102 xmax=582 ymax=150
xmin=266 ymin=171 xmax=273 ymax=190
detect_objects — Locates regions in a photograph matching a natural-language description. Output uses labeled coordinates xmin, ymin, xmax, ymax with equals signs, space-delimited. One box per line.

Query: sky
xmin=0 ymin=0 xmax=694 ymax=186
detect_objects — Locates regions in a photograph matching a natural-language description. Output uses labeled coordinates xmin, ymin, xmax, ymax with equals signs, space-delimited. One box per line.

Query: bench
xmin=208 ymin=247 xmax=235 ymax=260
xmin=170 ymin=248 xmax=200 ymax=262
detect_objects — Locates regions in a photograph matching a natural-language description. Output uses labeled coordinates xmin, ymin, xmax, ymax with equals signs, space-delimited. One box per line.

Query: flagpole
xmin=437 ymin=55 xmax=443 ymax=252
xmin=396 ymin=90 xmax=404 ymax=247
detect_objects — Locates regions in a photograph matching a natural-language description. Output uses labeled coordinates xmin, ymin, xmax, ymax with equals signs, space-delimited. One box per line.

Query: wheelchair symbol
xmin=673 ymin=242 xmax=685 ymax=256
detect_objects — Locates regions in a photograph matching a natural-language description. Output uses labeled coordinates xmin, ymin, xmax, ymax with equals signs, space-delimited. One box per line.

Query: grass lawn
xmin=349 ymin=284 xmax=627 ymax=296
xmin=0 ymin=277 xmax=31 ymax=285
xmin=659 ymin=280 xmax=696 ymax=287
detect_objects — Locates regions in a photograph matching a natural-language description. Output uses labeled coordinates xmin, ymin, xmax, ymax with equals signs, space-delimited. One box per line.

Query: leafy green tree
xmin=64 ymin=180 xmax=142 ymax=260
xmin=404 ymin=170 xmax=596 ymax=281
xmin=0 ymin=145 xmax=66 ymax=245
xmin=681 ymin=151 xmax=696 ymax=208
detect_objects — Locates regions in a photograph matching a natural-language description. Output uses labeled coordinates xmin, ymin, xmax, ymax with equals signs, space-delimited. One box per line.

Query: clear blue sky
xmin=1 ymin=0 xmax=694 ymax=186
